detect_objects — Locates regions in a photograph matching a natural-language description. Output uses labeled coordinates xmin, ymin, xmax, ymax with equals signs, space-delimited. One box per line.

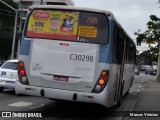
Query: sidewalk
xmin=124 ymin=77 xmax=160 ymax=120
xmin=131 ymin=77 xmax=160 ymax=111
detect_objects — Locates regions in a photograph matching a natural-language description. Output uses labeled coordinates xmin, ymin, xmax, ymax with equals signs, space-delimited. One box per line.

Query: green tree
xmin=150 ymin=45 xmax=159 ymax=61
xmin=135 ymin=15 xmax=160 ymax=44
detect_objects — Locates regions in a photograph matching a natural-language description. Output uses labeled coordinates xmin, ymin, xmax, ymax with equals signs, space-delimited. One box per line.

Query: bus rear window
xmin=25 ymin=9 xmax=109 ymax=44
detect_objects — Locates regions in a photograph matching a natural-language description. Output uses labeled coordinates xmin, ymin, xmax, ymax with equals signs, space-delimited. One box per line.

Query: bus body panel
xmin=19 ymin=40 xmax=111 ymax=93
xmin=16 ymin=73 xmax=113 ymax=108
xmin=122 ymin=64 xmax=134 ymax=95
xmin=30 ymin=39 xmax=97 ymax=78
xmin=28 ymin=39 xmax=99 ymax=92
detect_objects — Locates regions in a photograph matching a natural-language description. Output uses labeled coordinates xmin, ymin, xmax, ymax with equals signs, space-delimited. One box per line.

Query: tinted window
xmin=1 ymin=62 xmax=18 ymax=70
xmin=112 ymin=24 xmax=119 ymax=63
xmin=25 ymin=9 xmax=109 ymax=44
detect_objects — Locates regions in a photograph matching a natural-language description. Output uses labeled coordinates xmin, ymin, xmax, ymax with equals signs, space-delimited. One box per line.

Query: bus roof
xmin=28 ymin=5 xmax=114 ymax=18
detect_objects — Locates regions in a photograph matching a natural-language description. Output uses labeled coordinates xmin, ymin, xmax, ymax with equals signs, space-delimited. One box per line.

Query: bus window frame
xmin=112 ymin=21 xmax=136 ymax=64
xmin=24 ymin=8 xmax=110 ymax=45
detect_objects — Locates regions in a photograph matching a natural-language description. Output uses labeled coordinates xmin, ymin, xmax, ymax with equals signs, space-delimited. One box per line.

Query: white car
xmin=0 ymin=59 xmax=18 ymax=92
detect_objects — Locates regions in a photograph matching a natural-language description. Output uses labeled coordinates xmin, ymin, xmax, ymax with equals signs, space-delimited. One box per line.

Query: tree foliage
xmin=136 ymin=15 xmax=160 ymax=44
xmin=135 ymin=15 xmax=160 ymax=63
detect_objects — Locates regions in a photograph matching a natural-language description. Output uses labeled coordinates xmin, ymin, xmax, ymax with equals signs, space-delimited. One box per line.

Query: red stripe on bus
xmin=26 ymin=31 xmax=76 ymax=41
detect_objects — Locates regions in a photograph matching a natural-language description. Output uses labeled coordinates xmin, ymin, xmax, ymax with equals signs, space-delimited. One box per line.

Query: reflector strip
xmin=88 ymin=96 xmax=94 ymax=99
xmin=60 ymin=43 xmax=69 ymax=46
xmin=25 ymin=88 xmax=31 ymax=90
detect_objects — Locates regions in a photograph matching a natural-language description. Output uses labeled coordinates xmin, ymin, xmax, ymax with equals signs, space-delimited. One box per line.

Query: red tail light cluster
xmin=19 ymin=70 xmax=25 ymax=76
xmin=92 ymin=70 xmax=110 ymax=93
xmin=18 ymin=61 xmax=29 ymax=85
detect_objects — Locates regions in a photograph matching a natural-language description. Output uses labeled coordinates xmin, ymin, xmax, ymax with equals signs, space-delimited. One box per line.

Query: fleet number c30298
xmin=70 ymin=54 xmax=93 ymax=62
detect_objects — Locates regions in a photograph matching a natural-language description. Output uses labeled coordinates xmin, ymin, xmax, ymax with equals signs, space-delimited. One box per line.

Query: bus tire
xmin=125 ymin=90 xmax=129 ymax=96
xmin=116 ymin=98 xmax=121 ymax=107
xmin=0 ymin=87 xmax=4 ymax=92
xmin=16 ymin=93 xmax=24 ymax=96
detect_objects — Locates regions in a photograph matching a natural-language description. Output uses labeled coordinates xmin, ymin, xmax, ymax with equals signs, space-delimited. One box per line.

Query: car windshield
xmin=1 ymin=62 xmax=18 ymax=70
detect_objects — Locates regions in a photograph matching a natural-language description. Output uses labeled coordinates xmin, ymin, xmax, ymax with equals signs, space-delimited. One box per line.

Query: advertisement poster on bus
xmin=26 ymin=10 xmax=79 ymax=40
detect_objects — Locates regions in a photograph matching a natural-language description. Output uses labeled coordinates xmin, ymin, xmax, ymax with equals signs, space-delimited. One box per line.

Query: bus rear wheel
xmin=0 ymin=87 xmax=4 ymax=92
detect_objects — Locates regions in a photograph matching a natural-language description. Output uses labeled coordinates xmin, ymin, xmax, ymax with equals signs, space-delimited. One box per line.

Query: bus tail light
xmin=18 ymin=62 xmax=24 ymax=68
xmin=101 ymin=71 xmax=108 ymax=78
xmin=92 ymin=70 xmax=110 ymax=93
xmin=19 ymin=70 xmax=25 ymax=76
xmin=98 ymin=79 xmax=105 ymax=85
xmin=18 ymin=61 xmax=29 ymax=85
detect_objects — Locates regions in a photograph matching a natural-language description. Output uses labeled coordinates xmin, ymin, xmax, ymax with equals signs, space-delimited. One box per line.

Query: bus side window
xmin=125 ymin=40 xmax=129 ymax=64
xmin=112 ymin=25 xmax=118 ymax=63
xmin=117 ymin=31 xmax=125 ymax=64
xmin=112 ymin=24 xmax=125 ymax=64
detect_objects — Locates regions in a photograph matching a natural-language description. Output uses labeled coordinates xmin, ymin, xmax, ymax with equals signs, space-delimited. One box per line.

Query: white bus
xmin=16 ymin=5 xmax=136 ymax=108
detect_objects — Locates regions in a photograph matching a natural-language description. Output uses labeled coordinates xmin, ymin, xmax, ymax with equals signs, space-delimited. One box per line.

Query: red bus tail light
xmin=92 ymin=70 xmax=110 ymax=93
xmin=98 ymin=79 xmax=105 ymax=85
xmin=19 ymin=70 xmax=25 ymax=76
xmin=18 ymin=61 xmax=29 ymax=85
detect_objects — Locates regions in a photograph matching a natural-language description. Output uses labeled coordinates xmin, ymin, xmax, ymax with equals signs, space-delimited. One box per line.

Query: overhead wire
xmin=0 ymin=8 xmax=15 ymax=13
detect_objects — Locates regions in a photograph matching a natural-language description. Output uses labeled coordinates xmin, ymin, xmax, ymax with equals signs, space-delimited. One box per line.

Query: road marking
xmin=8 ymin=102 xmax=33 ymax=107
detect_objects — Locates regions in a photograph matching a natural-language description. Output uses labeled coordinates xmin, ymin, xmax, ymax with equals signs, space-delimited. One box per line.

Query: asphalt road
xmin=0 ymin=73 xmax=155 ymax=119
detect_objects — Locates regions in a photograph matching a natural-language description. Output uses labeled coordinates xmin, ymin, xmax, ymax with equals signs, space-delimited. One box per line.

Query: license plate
xmin=53 ymin=75 xmax=68 ymax=82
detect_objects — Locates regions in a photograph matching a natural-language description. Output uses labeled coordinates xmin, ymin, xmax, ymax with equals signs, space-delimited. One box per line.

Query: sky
xmin=72 ymin=0 xmax=160 ymax=51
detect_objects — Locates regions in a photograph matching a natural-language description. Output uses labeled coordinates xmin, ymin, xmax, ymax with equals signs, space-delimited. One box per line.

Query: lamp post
xmin=11 ymin=11 xmax=18 ymax=59
xmin=157 ymin=32 xmax=160 ymax=81
xmin=0 ymin=0 xmax=18 ymax=59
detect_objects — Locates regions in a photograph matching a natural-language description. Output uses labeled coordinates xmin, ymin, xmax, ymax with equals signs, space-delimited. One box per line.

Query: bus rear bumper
xmin=15 ymin=81 xmax=109 ymax=107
